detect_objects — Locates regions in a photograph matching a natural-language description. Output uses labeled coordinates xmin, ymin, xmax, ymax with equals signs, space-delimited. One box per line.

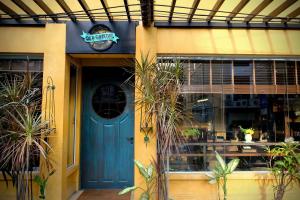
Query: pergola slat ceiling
xmin=0 ymin=0 xmax=299 ymax=27
xmin=33 ymin=0 xmax=58 ymax=22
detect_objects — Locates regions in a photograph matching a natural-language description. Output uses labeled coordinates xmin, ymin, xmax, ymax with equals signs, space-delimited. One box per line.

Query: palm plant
xmin=128 ymin=54 xmax=187 ymax=199
xmin=207 ymin=151 xmax=240 ymax=200
xmin=266 ymin=142 xmax=300 ymax=200
xmin=0 ymin=71 xmax=54 ymax=200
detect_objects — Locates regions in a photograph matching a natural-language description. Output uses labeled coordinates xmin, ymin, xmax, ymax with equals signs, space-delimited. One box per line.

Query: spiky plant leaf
xmin=215 ymin=151 xmax=226 ymax=171
xmin=227 ymin=159 xmax=240 ymax=173
xmin=134 ymin=160 xmax=150 ymax=179
xmin=118 ymin=186 xmax=137 ymax=195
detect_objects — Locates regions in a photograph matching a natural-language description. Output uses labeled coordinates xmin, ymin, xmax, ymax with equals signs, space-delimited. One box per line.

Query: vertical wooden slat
xmin=209 ymin=60 xmax=212 ymax=92
xmin=100 ymin=0 xmax=112 ymax=21
xmin=206 ymin=0 xmax=225 ymax=22
xmin=123 ymin=0 xmax=131 ymax=21
xmin=252 ymin=60 xmax=256 ymax=94
xmin=231 ymin=60 xmax=234 ymax=93
xmin=273 ymin=60 xmax=277 ymax=94
xmin=168 ymin=0 xmax=176 ymax=23
xmin=78 ymin=0 xmax=95 ymax=22
xmin=244 ymin=0 xmax=273 ymax=22
xmin=283 ymin=7 xmax=300 ymax=22
xmin=263 ymin=0 xmax=297 ymax=22
xmin=226 ymin=0 xmax=250 ymax=21
xmin=188 ymin=61 xmax=191 ymax=86
xmin=56 ymin=0 xmax=76 ymax=22
xmin=12 ymin=0 xmax=38 ymax=21
xmin=0 ymin=1 xmax=20 ymax=20
xmin=188 ymin=0 xmax=201 ymax=23
xmin=33 ymin=0 xmax=58 ymax=22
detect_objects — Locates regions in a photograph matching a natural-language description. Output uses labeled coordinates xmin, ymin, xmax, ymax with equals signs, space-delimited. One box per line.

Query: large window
xmin=0 ymin=55 xmax=43 ymax=169
xmin=159 ymin=57 xmax=300 ymax=172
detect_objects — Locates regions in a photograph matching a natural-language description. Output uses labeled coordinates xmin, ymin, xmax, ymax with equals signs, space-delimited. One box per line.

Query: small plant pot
xmin=244 ymin=134 xmax=252 ymax=143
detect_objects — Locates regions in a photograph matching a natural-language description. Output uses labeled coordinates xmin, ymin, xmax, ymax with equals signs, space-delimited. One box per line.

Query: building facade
xmin=1 ymin=1 xmax=300 ymax=200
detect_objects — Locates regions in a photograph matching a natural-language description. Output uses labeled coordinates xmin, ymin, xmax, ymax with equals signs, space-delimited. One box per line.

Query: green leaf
xmin=147 ymin=164 xmax=153 ymax=178
xmin=205 ymin=173 xmax=215 ymax=179
xmin=139 ymin=192 xmax=150 ymax=200
xmin=134 ymin=160 xmax=150 ymax=179
xmin=227 ymin=159 xmax=240 ymax=173
xmin=118 ymin=186 xmax=137 ymax=195
xmin=215 ymin=151 xmax=226 ymax=171
xmin=33 ymin=175 xmax=43 ymax=186
xmin=208 ymin=178 xmax=217 ymax=184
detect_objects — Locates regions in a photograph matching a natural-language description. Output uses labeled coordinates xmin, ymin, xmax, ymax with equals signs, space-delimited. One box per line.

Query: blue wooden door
xmin=81 ymin=70 xmax=134 ymax=189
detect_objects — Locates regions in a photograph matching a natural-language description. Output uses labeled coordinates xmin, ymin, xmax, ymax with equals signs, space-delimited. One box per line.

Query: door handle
xmin=126 ymin=137 xmax=134 ymax=144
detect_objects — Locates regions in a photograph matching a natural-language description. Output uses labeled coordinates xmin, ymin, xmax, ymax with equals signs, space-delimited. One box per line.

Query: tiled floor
xmin=77 ymin=189 xmax=131 ymax=200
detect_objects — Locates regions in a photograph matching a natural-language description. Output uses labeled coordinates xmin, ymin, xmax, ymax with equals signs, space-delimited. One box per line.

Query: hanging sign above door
xmin=66 ymin=21 xmax=136 ymax=54
xmin=80 ymin=24 xmax=119 ymax=51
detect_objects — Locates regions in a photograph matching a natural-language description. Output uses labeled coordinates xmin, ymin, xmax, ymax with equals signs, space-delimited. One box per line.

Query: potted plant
xmin=207 ymin=151 xmax=240 ymax=200
xmin=119 ymin=160 xmax=156 ymax=200
xmin=266 ymin=141 xmax=300 ymax=200
xmin=239 ymin=126 xmax=254 ymax=143
xmin=182 ymin=128 xmax=200 ymax=142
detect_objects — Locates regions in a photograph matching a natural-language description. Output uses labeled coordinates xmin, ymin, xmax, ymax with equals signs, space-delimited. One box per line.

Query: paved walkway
xmin=77 ymin=189 xmax=131 ymax=200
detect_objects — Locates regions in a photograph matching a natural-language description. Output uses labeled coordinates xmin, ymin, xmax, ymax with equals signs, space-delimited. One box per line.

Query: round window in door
xmin=92 ymin=84 xmax=126 ymax=119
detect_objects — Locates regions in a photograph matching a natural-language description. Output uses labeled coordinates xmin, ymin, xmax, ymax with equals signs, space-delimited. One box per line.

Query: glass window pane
xmin=276 ymin=61 xmax=296 ymax=85
xmin=212 ymin=61 xmax=232 ymax=85
xmin=255 ymin=61 xmax=273 ymax=85
xmin=190 ymin=61 xmax=210 ymax=85
xmin=234 ymin=61 xmax=253 ymax=85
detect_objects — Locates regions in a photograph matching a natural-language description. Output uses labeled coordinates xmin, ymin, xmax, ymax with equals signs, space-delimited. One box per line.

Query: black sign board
xmin=66 ymin=21 xmax=136 ymax=54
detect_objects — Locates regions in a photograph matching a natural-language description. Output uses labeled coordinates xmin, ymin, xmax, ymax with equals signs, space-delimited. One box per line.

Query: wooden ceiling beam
xmin=0 ymin=1 xmax=20 ymax=20
xmin=263 ymin=0 xmax=297 ymax=22
xmin=244 ymin=0 xmax=273 ymax=22
xmin=168 ymin=0 xmax=176 ymax=23
xmin=12 ymin=0 xmax=38 ymax=21
xmin=33 ymin=0 xmax=58 ymax=22
xmin=123 ymin=0 xmax=131 ymax=21
xmin=100 ymin=0 xmax=112 ymax=21
xmin=188 ymin=0 xmax=201 ymax=23
xmin=226 ymin=0 xmax=249 ymax=21
xmin=56 ymin=0 xmax=76 ymax=22
xmin=282 ymin=7 xmax=300 ymax=22
xmin=78 ymin=0 xmax=95 ymax=22
xmin=140 ymin=0 xmax=153 ymax=26
xmin=206 ymin=0 xmax=224 ymax=22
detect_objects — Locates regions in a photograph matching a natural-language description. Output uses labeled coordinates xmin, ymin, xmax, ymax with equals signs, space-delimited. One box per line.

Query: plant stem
xmin=223 ymin=176 xmax=227 ymax=200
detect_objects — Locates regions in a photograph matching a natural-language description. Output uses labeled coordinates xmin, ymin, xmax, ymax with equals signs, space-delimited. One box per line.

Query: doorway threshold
xmin=74 ymin=189 xmax=131 ymax=200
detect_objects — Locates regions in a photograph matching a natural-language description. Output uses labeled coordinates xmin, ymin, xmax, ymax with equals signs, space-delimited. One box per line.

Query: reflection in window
xmin=276 ymin=61 xmax=295 ymax=85
xmin=234 ymin=61 xmax=253 ymax=84
xmin=212 ymin=61 xmax=232 ymax=85
xmin=255 ymin=61 xmax=273 ymax=85
xmin=67 ymin=65 xmax=77 ymax=167
xmin=190 ymin=61 xmax=210 ymax=85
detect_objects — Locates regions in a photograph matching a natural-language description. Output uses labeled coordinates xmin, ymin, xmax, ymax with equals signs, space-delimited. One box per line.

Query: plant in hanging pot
xmin=239 ymin=126 xmax=254 ymax=143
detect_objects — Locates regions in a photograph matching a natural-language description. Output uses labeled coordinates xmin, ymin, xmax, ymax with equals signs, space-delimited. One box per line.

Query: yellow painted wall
xmin=134 ymin=24 xmax=158 ymax=199
xmin=0 ymin=24 xmax=75 ymax=200
xmin=168 ymin=172 xmax=300 ymax=200
xmin=157 ymin=29 xmax=300 ymax=56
